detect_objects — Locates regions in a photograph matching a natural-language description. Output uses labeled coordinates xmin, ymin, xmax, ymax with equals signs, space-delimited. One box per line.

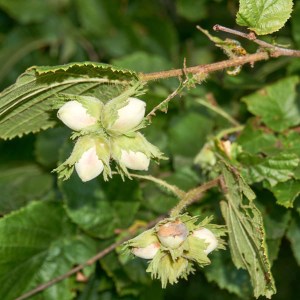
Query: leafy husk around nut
xmin=123 ymin=214 xmax=227 ymax=288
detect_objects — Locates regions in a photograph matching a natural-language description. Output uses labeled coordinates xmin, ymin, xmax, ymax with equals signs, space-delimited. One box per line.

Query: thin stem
xmin=16 ymin=242 xmax=121 ymax=300
xmin=139 ymin=25 xmax=300 ymax=82
xmin=146 ymin=79 xmax=187 ymax=120
xmin=196 ymin=99 xmax=240 ymax=126
xmin=170 ymin=176 xmax=221 ymax=217
xmin=139 ymin=52 xmax=269 ymax=81
xmin=213 ymin=24 xmax=300 ymax=57
xmin=128 ymin=173 xmax=186 ymax=198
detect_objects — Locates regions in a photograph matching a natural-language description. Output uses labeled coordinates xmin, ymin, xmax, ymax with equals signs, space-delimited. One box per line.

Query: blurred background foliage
xmin=0 ymin=0 xmax=300 ymax=299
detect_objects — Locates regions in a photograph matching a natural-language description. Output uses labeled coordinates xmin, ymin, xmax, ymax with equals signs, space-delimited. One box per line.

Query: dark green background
xmin=0 ymin=0 xmax=300 ymax=299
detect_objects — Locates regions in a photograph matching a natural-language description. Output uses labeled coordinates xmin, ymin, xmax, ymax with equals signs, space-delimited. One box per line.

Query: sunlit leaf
xmin=236 ymin=0 xmax=293 ymax=35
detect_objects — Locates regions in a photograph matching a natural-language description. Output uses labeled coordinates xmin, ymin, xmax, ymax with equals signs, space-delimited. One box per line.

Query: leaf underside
xmin=220 ymin=163 xmax=276 ymax=298
xmin=0 ymin=62 xmax=139 ymax=140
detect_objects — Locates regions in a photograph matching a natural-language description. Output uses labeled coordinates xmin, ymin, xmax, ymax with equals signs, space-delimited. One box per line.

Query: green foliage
xmin=0 ymin=163 xmax=53 ymax=214
xmin=0 ymin=201 xmax=98 ymax=300
xmin=35 ymin=127 xmax=70 ymax=168
xmin=239 ymin=152 xmax=299 ymax=186
xmin=168 ymin=112 xmax=214 ymax=169
xmin=0 ymin=1 xmax=299 ymax=299
xmin=220 ymin=163 xmax=276 ymax=298
xmin=242 ymin=76 xmax=300 ymax=132
xmin=0 ymin=62 xmax=139 ymax=140
xmin=60 ymin=168 xmax=141 ymax=238
xmin=235 ymin=109 xmax=300 ymax=209
xmin=204 ymin=251 xmax=252 ymax=299
xmin=267 ymin=180 xmax=300 ymax=208
xmin=236 ymin=0 xmax=293 ymax=35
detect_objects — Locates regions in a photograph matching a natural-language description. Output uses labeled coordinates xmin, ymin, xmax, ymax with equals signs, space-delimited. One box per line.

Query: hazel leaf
xmin=236 ymin=0 xmax=293 ymax=35
xmin=0 ymin=201 xmax=98 ymax=300
xmin=220 ymin=162 xmax=276 ymax=299
xmin=239 ymin=152 xmax=299 ymax=187
xmin=0 ymin=62 xmax=140 ymax=140
xmin=265 ymin=180 xmax=300 ymax=208
xmin=242 ymin=76 xmax=300 ymax=132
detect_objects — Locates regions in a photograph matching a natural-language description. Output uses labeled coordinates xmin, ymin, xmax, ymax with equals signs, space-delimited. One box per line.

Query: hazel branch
xmin=139 ymin=51 xmax=269 ymax=81
xmin=139 ymin=25 xmax=300 ymax=82
xmin=213 ymin=24 xmax=300 ymax=57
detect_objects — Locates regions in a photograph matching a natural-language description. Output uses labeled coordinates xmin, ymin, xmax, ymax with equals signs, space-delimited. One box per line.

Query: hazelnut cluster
xmin=53 ymin=91 xmax=165 ymax=182
xmin=123 ymin=214 xmax=226 ymax=287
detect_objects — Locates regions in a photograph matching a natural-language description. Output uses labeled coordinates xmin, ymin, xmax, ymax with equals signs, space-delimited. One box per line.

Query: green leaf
xmin=220 ymin=163 xmax=276 ymax=298
xmin=0 ymin=62 xmax=139 ymax=140
xmin=266 ymin=180 xmax=300 ymax=208
xmin=236 ymin=120 xmax=277 ymax=155
xmin=239 ymin=152 xmax=299 ymax=186
xmin=236 ymin=0 xmax=293 ymax=35
xmin=204 ymin=251 xmax=252 ymax=299
xmin=242 ymin=76 xmax=300 ymax=132
xmin=278 ymin=131 xmax=300 ymax=157
xmin=0 ymin=201 xmax=98 ymax=300
xmin=286 ymin=214 xmax=300 ymax=266
xmin=0 ymin=163 xmax=53 ymax=214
